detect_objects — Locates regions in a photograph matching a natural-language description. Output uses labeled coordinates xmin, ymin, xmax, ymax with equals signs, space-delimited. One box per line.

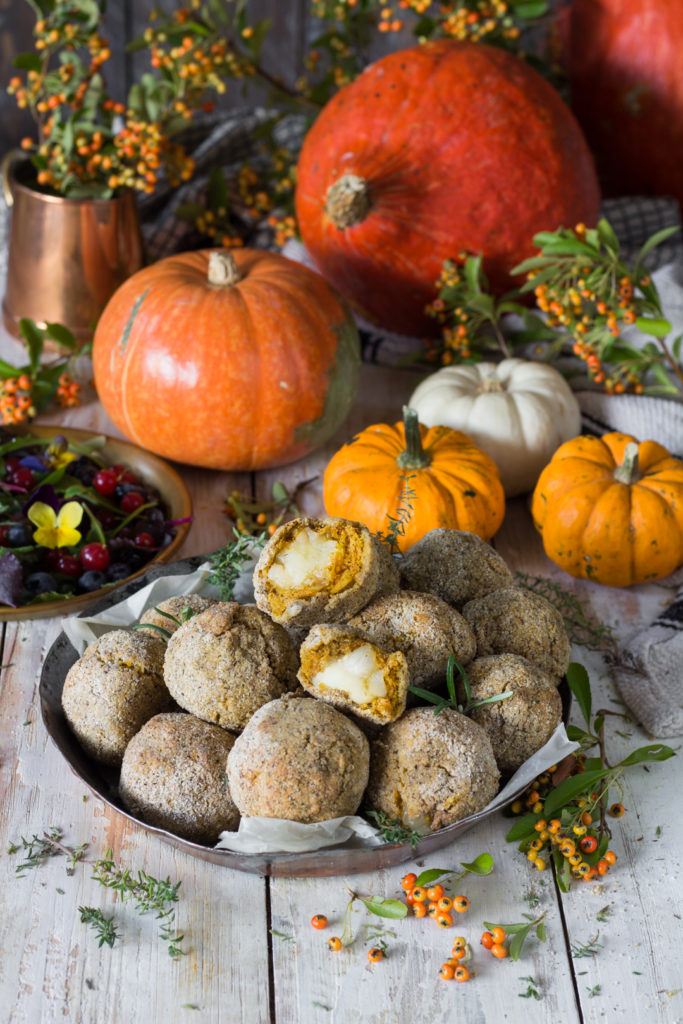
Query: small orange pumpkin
xmin=92 ymin=249 xmax=360 ymax=470
xmin=323 ymin=407 xmax=505 ymax=551
xmin=531 ymin=431 xmax=683 ymax=586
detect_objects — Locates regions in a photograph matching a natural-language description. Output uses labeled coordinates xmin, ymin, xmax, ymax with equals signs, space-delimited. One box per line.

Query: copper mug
xmin=2 ymin=152 xmax=144 ymax=346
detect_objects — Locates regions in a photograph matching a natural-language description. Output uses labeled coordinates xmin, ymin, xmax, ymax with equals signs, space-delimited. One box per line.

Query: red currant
xmin=134 ymin=532 xmax=155 ymax=548
xmin=56 ymin=552 xmax=82 ymax=578
xmin=0 ymin=525 xmax=9 ymax=545
xmin=120 ymin=491 xmax=145 ymax=514
xmin=80 ymin=543 xmax=110 ymax=571
xmin=4 ymin=456 xmax=21 ymax=474
xmin=93 ymin=468 xmax=118 ymax=495
xmin=10 ymin=466 xmax=35 ymax=490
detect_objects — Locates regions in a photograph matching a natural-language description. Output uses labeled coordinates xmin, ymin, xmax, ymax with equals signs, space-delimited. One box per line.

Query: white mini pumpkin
xmin=408 ymin=358 xmax=581 ymax=496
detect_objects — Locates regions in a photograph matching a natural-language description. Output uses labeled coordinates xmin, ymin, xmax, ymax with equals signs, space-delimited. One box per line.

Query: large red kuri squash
xmin=567 ymin=0 xmax=683 ymax=207
xmin=295 ymin=39 xmax=600 ymax=337
xmin=92 ymin=249 xmax=360 ymax=470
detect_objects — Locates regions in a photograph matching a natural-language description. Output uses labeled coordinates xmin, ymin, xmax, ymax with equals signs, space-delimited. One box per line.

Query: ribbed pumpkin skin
xmin=531 ymin=432 xmax=683 ymax=587
xmin=296 ymin=40 xmax=600 ymax=337
xmin=568 ymin=0 xmax=683 ymax=206
xmin=323 ymin=421 xmax=505 ymax=550
xmin=92 ymin=249 xmax=360 ymax=470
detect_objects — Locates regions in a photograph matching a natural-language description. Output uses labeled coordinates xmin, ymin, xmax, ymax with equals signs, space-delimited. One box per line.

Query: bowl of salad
xmin=0 ymin=425 xmax=193 ymax=619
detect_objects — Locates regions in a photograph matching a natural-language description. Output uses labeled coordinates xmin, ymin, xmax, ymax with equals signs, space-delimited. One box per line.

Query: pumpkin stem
xmin=208 ymin=250 xmax=241 ymax=287
xmin=397 ymin=406 xmax=431 ymax=470
xmin=324 ymin=174 xmax=370 ymax=230
xmin=613 ymin=441 xmax=640 ymax=484
xmin=479 ymin=373 xmax=504 ymax=394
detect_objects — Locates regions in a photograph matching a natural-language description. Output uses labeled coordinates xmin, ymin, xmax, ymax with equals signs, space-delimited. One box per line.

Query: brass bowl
xmin=0 ymin=425 xmax=192 ymax=620
xmin=39 ymin=557 xmax=571 ymax=877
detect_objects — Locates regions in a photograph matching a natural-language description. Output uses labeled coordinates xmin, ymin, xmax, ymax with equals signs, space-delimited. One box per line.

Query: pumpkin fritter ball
xmin=349 ymin=590 xmax=476 ymax=688
xmin=398 ymin=529 xmax=513 ymax=609
xmin=253 ymin=516 xmax=398 ymax=628
xmin=163 ymin=602 xmax=299 ymax=732
xmin=62 ymin=630 xmax=171 ymax=767
xmin=462 ymin=586 xmax=571 ymax=680
xmin=119 ymin=713 xmax=240 ymax=843
xmin=227 ymin=693 xmax=370 ymax=822
xmin=458 ymin=655 xmax=563 ymax=773
xmin=138 ymin=594 xmax=218 ymax=636
xmin=298 ymin=624 xmax=409 ymax=725
xmin=367 ymin=708 xmax=500 ymax=832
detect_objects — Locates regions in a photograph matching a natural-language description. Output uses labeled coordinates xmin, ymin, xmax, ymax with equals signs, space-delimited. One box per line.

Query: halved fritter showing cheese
xmin=253 ymin=517 xmax=397 ymax=627
xmin=298 ymin=624 xmax=409 ymax=724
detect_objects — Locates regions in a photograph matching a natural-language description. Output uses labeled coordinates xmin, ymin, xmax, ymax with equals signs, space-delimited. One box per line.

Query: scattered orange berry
xmin=440 ymin=963 xmax=455 ymax=981
xmin=609 ymin=803 xmax=625 ymax=818
xmin=401 ymin=873 xmax=417 ymax=892
xmin=491 ymin=927 xmax=506 ymax=945
xmin=426 ymin=885 xmax=445 ymax=901
xmin=453 ymin=895 xmax=470 ymax=913
xmin=436 ymin=912 xmax=453 ymax=929
xmin=411 ymin=886 xmax=427 ymax=903
xmin=412 ymin=902 xmax=427 ymax=918
xmin=311 ymin=914 xmax=328 ymax=930
xmin=327 ymin=936 xmax=342 ymax=951
xmin=367 ymin=947 xmax=384 ymax=963
xmin=454 ymin=965 xmax=470 ymax=982
xmin=491 ymin=943 xmax=508 ymax=959
xmin=480 ymin=931 xmax=494 ymax=950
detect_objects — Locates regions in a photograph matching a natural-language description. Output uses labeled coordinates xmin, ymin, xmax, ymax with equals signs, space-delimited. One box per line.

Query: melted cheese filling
xmin=267 ymin=528 xmax=338 ymax=591
xmin=313 ymin=644 xmax=388 ymax=704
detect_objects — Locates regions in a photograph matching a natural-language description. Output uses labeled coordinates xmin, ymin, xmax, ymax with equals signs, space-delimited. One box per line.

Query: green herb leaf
xmin=505 ymin=814 xmax=540 ymax=842
xmin=460 ymin=852 xmax=494 ymax=875
xmin=543 ymin=769 xmax=611 ymax=817
xmin=360 ymin=897 xmax=408 ymax=920
xmin=616 ymin=743 xmax=675 ymax=766
xmin=566 ymin=662 xmax=592 ymax=726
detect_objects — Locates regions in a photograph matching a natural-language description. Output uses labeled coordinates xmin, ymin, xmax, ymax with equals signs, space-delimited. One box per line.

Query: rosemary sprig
xmin=78 ymin=907 xmax=120 ymax=949
xmin=409 ymin=655 xmax=513 ymax=716
xmin=207 ymin=531 xmax=267 ymax=601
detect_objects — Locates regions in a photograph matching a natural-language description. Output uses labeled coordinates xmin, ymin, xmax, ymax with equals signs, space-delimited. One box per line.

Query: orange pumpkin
xmin=323 ymin=407 xmax=505 ymax=550
xmin=531 ymin=432 xmax=683 ymax=586
xmin=92 ymin=249 xmax=360 ymax=470
xmin=295 ymin=39 xmax=600 ymax=336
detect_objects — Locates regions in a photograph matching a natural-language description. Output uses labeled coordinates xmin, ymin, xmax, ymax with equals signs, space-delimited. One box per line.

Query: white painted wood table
xmin=0 ymin=360 xmax=681 ymax=1024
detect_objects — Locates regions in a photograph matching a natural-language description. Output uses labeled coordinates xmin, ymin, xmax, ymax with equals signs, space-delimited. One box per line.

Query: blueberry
xmin=25 ymin=572 xmax=57 ymax=596
xmin=114 ymin=482 xmax=139 ymax=500
xmin=68 ymin=456 xmax=99 ymax=485
xmin=106 ymin=562 xmax=132 ymax=582
xmin=77 ymin=570 xmax=108 ymax=592
xmin=6 ymin=524 xmax=33 ymax=547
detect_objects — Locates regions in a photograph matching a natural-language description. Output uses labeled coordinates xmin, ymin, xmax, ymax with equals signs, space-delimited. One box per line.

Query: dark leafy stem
xmin=409 ymin=654 xmax=513 ymax=715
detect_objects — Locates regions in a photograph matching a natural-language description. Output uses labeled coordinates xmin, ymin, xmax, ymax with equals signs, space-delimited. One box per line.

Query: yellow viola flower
xmin=27 ymin=501 xmax=84 ymax=549
xmin=47 ymin=436 xmax=77 ymax=469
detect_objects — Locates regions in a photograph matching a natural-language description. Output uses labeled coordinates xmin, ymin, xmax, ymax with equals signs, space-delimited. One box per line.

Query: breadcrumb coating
xmin=120 ymin=712 xmax=240 ymax=843
xmin=399 ymin=529 xmax=513 ymax=609
xmin=227 ymin=693 xmax=370 ymax=822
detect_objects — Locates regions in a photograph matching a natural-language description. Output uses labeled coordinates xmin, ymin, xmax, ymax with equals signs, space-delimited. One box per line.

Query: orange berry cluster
xmin=425 ymin=256 xmax=477 ymax=363
xmin=439 ymin=936 xmax=471 ymax=982
xmin=0 ymin=376 xmax=36 ymax=426
xmin=529 ymin=224 xmax=647 ymax=395
xmin=480 ymin=925 xmax=509 ymax=959
xmin=55 ymin=373 xmax=82 ymax=409
xmin=401 ymin=873 xmax=470 ymax=928
xmin=511 ymin=761 xmax=621 ymax=883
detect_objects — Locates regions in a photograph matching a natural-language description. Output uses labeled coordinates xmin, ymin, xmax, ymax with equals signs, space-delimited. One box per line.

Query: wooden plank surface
xmin=0 ymin=363 xmax=682 ymax=1024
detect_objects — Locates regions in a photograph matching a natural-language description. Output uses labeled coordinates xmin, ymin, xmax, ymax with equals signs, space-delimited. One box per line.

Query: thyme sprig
xmin=8 ymin=832 xmax=185 ymax=957
xmin=409 ymin=655 xmax=513 ymax=716
xmin=377 ymin=474 xmax=417 ymax=556
xmin=363 ymin=809 xmax=423 ymax=849
xmin=78 ymin=907 xmax=120 ymax=949
xmin=516 ymin=572 xmax=616 ymax=653
xmin=207 ymin=531 xmax=267 ymax=602
xmin=571 ymin=932 xmax=604 ymax=958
